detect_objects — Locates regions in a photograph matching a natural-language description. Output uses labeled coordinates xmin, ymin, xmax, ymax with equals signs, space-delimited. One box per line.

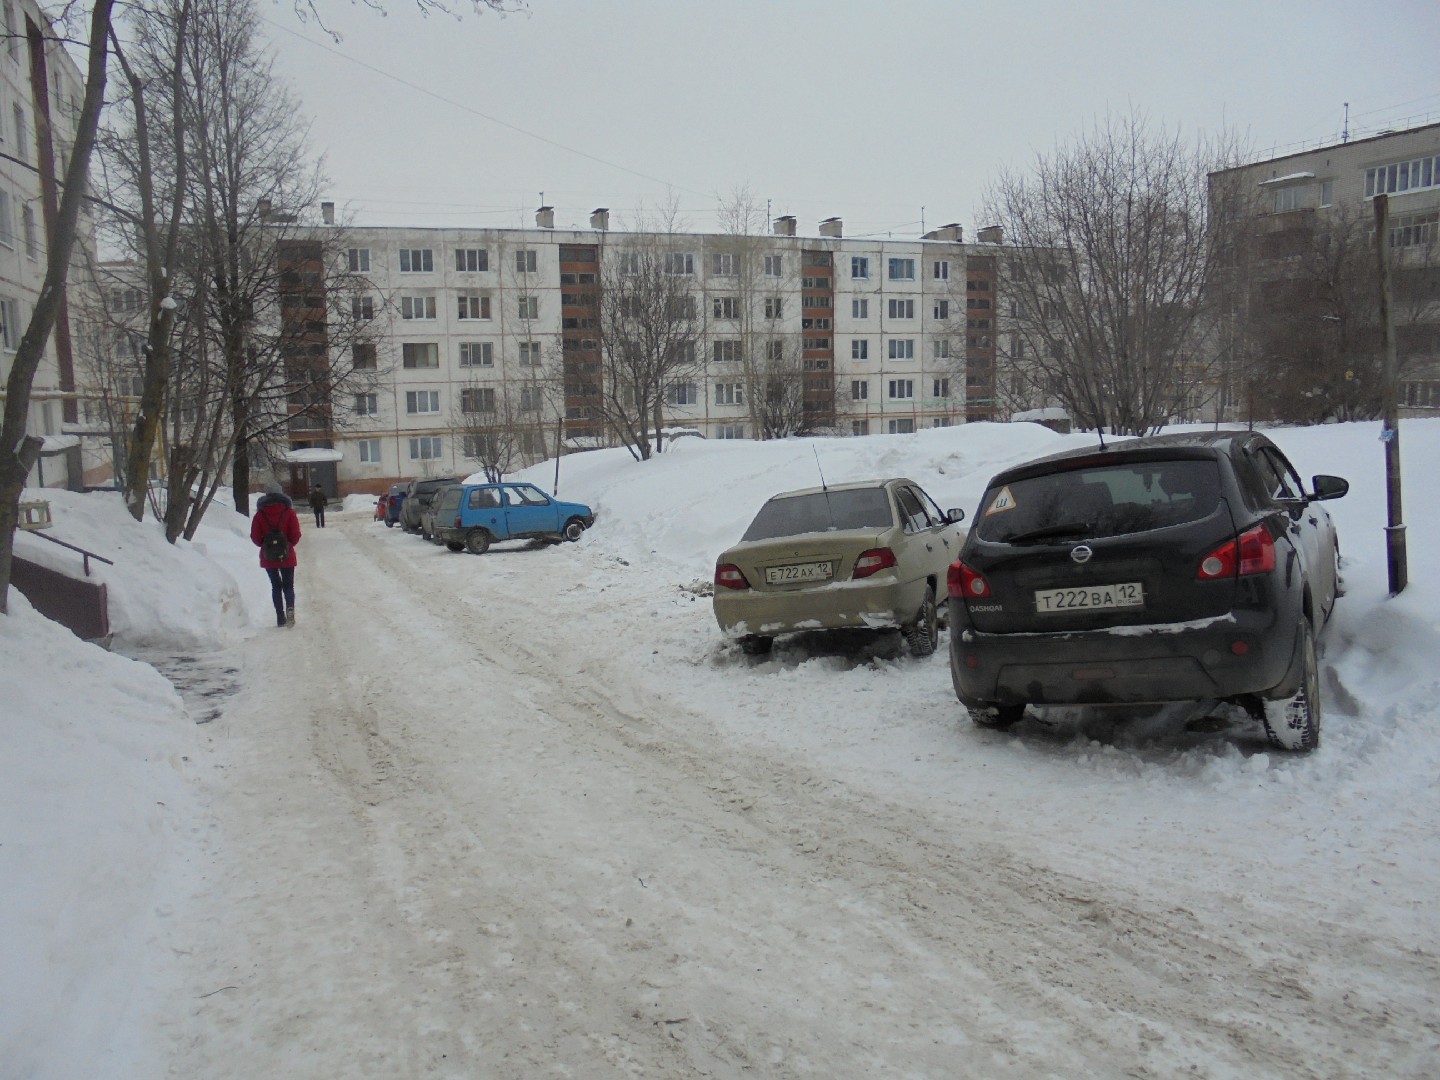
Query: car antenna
xmin=1096 ymin=423 xmax=1107 ymax=450
xmin=812 ymin=446 xmax=829 ymax=492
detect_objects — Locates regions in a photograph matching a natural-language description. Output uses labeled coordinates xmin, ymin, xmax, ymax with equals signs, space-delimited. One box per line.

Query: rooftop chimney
xmin=536 ymin=205 xmax=555 ymax=229
xmin=773 ymin=215 xmax=796 ymax=236
xmin=818 ymin=216 xmax=843 ymax=238
xmin=977 ymin=225 xmax=1005 ymax=244
xmin=321 ymin=201 xmax=335 ymax=225
xmin=590 ymin=207 xmax=610 ymax=231
xmin=922 ymin=223 xmax=963 ymax=242
xmin=256 ymin=197 xmax=272 ymax=221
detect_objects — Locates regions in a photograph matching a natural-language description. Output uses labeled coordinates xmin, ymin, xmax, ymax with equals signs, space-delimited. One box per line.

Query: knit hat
xmin=264 ymin=481 xmax=283 ymax=495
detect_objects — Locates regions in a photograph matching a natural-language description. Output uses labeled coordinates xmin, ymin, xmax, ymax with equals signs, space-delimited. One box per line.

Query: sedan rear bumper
xmin=715 ymin=576 xmax=927 ymax=638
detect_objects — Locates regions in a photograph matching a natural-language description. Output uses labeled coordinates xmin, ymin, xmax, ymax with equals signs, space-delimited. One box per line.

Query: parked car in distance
xmin=383 ymin=483 xmax=408 ymax=527
xmin=374 ymin=492 xmax=389 ymax=521
xmin=400 ymin=476 xmax=460 ymax=534
xmin=947 ymin=430 xmax=1348 ymax=751
xmin=713 ymin=477 xmax=966 ymax=657
xmin=420 ymin=483 xmax=461 ymax=542
xmin=431 ymin=482 xmax=595 ymax=554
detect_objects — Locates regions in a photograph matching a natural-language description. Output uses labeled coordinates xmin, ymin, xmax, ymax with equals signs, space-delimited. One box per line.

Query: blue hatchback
xmin=431 ymin=482 xmax=595 ymax=554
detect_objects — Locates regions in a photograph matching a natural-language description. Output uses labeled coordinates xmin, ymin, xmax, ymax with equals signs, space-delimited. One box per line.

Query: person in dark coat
xmin=251 ymin=481 xmax=303 ymax=627
xmin=308 ymin=484 xmax=327 ymax=528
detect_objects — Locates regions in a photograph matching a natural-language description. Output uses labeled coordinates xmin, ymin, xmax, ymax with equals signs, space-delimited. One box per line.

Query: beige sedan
xmin=713 ymin=477 xmax=967 ymax=656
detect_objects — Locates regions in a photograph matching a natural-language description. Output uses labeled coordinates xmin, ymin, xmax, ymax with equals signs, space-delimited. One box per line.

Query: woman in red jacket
xmin=250 ymin=481 xmax=303 ymax=627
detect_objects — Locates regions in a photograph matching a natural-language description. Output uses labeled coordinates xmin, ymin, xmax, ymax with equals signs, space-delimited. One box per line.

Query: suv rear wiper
xmin=1002 ymin=521 xmax=1094 ymax=545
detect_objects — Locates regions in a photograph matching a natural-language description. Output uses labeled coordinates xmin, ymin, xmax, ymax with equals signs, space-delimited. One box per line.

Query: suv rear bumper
xmin=947 ymin=598 xmax=1300 ymax=707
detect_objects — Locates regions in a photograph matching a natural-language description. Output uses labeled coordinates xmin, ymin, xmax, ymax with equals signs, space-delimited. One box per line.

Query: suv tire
xmin=1261 ymin=618 xmax=1320 ymax=752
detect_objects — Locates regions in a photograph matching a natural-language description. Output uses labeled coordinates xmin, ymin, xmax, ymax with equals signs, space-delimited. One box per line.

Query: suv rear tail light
xmin=948 ymin=559 xmax=992 ymax=599
xmin=852 ymin=547 xmax=897 ymax=579
xmin=1198 ymin=524 xmax=1276 ymax=580
xmin=715 ymin=563 xmax=750 ymax=591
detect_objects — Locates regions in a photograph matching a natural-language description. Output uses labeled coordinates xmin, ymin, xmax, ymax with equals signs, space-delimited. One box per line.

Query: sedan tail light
xmin=714 ymin=563 xmax=751 ymax=591
xmin=948 ymin=559 xmax=992 ymax=599
xmin=1198 ymin=523 xmax=1276 ymax=580
xmin=852 ymin=547 xmax=897 ymax=579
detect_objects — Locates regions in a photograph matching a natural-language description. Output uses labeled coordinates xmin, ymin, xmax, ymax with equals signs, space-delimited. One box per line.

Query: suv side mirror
xmin=946 ymin=507 xmax=966 ymax=524
xmin=1310 ymin=474 xmax=1349 ymax=501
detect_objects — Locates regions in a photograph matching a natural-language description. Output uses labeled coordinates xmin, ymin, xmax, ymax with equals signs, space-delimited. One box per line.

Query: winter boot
xmin=276 ymin=610 xmax=287 ymax=627
xmin=286 ymin=606 xmax=296 ymax=627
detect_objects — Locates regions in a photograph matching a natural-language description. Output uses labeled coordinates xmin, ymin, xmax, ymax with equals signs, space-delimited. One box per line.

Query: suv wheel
xmin=1261 ymin=618 xmax=1320 ymax=752
xmin=967 ymin=703 xmax=1025 ymax=729
xmin=902 ymin=586 xmax=939 ymax=657
xmin=465 ymin=529 xmax=492 ymax=555
xmin=739 ymin=634 xmax=773 ymax=656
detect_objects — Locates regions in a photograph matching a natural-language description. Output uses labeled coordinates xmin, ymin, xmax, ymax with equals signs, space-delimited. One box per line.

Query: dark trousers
xmin=265 ymin=566 xmax=296 ymax=615
xmin=312 ymin=505 xmax=326 ymax=527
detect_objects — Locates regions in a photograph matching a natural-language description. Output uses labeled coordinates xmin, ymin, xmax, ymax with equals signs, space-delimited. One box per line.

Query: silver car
xmin=713 ymin=477 xmax=966 ymax=656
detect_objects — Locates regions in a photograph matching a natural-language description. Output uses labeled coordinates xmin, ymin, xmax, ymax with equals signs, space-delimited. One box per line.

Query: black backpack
xmin=262 ymin=518 xmax=290 ymax=562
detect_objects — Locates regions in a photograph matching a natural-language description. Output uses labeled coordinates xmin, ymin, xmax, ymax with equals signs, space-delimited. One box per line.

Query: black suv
xmin=399 ymin=476 xmax=459 ymax=534
xmin=947 ymin=431 xmax=1348 ymax=751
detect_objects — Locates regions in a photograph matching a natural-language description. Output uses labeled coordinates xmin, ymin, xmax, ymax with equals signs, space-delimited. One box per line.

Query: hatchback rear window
xmin=974 ymin=459 xmax=1222 ymax=543
xmin=742 ymin=488 xmax=894 ymax=541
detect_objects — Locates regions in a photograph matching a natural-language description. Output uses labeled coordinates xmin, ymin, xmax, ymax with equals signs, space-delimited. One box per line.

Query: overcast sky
xmin=260 ymin=0 xmax=1440 ymax=238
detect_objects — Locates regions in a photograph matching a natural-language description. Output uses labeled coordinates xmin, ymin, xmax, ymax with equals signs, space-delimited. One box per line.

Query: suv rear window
xmin=742 ymin=488 xmax=893 ymax=541
xmin=974 ymin=459 xmax=1222 ymax=543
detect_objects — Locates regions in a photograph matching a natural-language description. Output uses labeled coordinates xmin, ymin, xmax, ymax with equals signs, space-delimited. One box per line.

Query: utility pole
xmin=1372 ymin=194 xmax=1407 ymax=595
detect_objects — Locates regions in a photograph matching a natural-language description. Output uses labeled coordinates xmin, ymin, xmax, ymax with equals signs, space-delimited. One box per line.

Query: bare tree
xmin=596 ymin=220 xmax=705 ymax=461
xmin=0 ymin=0 xmax=114 ymax=614
xmin=983 ymin=112 xmax=1243 ymax=436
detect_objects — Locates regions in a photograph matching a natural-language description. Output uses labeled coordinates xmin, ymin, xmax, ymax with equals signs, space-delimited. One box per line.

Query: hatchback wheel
xmin=445 ymin=541 xmax=464 ymax=552
xmin=1262 ymin=618 xmax=1320 ymax=752
xmin=563 ymin=517 xmax=586 ymax=542
xmin=465 ymin=529 xmax=492 ymax=555
xmin=739 ymin=634 xmax=773 ymax=656
xmin=902 ymin=586 xmax=939 ymax=657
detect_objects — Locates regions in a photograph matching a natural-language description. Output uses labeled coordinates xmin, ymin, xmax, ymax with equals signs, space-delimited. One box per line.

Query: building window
xmin=1272 ymin=185 xmax=1304 ymax=213
xmin=852 ymin=298 xmax=869 ymax=319
xmin=347 ymin=248 xmax=370 ymax=272
xmin=2 ymin=295 xmax=21 ymax=348
xmin=802 ymin=336 xmax=830 ymax=351
xmin=666 ymin=382 xmax=699 ymax=406
xmin=358 ymin=438 xmax=381 ymax=464
xmin=461 ymin=387 xmax=496 ymax=413
xmin=351 ymin=295 xmax=374 ymax=321
xmin=618 ymin=251 xmax=641 ymax=275
xmin=713 ymin=296 xmax=739 ymax=319
xmin=1319 ymin=180 xmax=1334 ymax=207
xmin=710 ymin=252 xmax=736 ymax=276
xmin=409 ymin=436 xmax=442 ymax=460
xmin=713 ymin=340 xmax=741 ymax=363
xmin=887 ymin=298 xmax=914 ymax=319
xmin=0 ymin=190 xmax=13 ymax=247
xmin=22 ymin=204 xmax=39 ymax=255
xmin=463 ymin=434 xmax=499 ymax=459
xmin=765 ymin=297 xmax=783 ymax=319
xmin=458 ymin=295 xmax=491 ymax=320
xmin=933 ymin=260 xmax=949 ymax=280
xmin=851 ymin=256 xmax=870 ymax=279
xmin=402 ymin=342 xmax=439 ymax=368
xmin=1391 ymin=211 xmax=1439 ymax=249
xmin=354 ymin=392 xmax=378 ymax=416
xmin=888 ymin=418 xmax=915 ymax=434
xmin=401 ymin=295 xmax=436 ymax=320
xmin=456 ymin=248 xmax=489 ymax=272
xmin=715 ymin=382 xmax=744 ymax=405
xmin=758 ymin=254 xmax=781 ymax=277
xmin=11 ymin=103 xmax=24 ymax=158
xmin=352 ymin=343 xmax=377 ymax=370
xmin=1366 ymin=155 xmax=1440 ymax=198
xmin=933 ymin=377 xmax=950 ymax=397
xmin=888 ymin=339 xmax=914 ymax=360
xmin=887 ymin=257 xmax=915 ymax=281
xmin=717 ymin=424 xmax=746 ymax=440
xmin=1401 ymin=379 xmax=1439 ymax=408
xmin=459 ymin=341 xmax=493 ymax=367
xmin=516 ymin=248 xmax=538 ymax=273
xmin=851 ymin=339 xmax=869 ymax=361
xmin=406 ymin=390 xmax=440 ymax=414
xmin=518 ymin=341 xmax=542 ymax=366
xmin=888 ymin=379 xmax=914 ymax=399
xmin=802 ymin=317 xmax=832 ymax=331
xmin=967 ymin=297 xmax=992 ymax=310
xmin=851 ymin=419 xmax=870 ymax=436
xmin=663 ymin=252 xmax=694 ymax=275
xmin=851 ymin=379 xmax=869 ymax=400
xmin=399 ymin=248 xmax=434 ymax=273
xmin=518 ymin=295 xmax=539 ymax=320
xmin=933 ymin=299 xmax=950 ymax=320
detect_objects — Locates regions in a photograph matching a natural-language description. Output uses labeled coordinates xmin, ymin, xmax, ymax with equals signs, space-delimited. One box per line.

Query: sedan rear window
xmin=975 ymin=459 xmax=1222 ymax=543
xmin=742 ymin=488 xmax=894 ymax=541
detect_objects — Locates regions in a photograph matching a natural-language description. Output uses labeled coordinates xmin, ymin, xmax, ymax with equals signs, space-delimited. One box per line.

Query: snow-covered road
xmin=153 ymin=502 xmax=1439 ymax=1079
